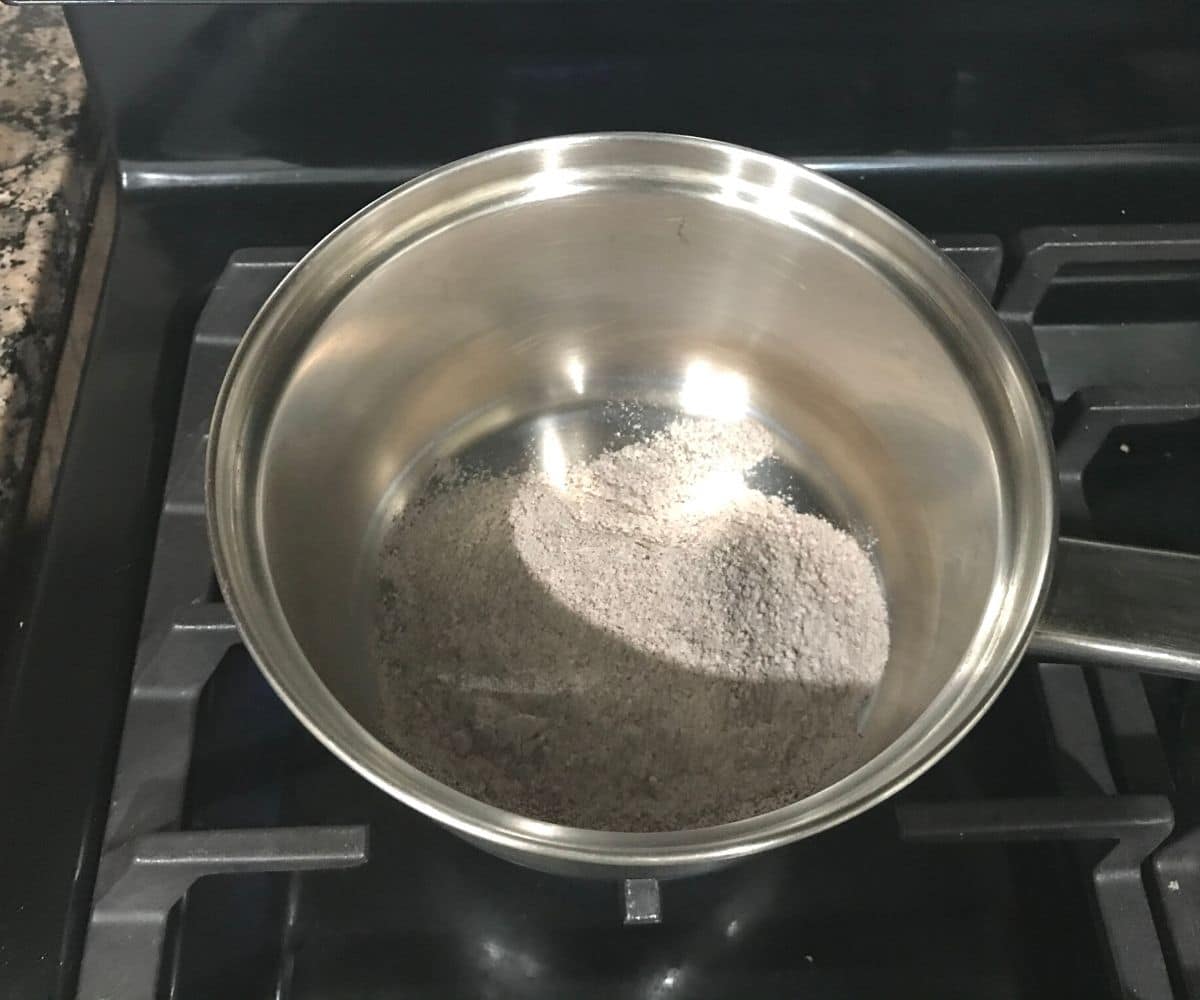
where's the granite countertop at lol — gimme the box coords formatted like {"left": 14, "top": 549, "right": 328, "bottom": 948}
{"left": 0, "top": 5, "right": 92, "bottom": 561}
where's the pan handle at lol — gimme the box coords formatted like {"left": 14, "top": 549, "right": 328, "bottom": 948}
{"left": 1028, "top": 537, "right": 1200, "bottom": 678}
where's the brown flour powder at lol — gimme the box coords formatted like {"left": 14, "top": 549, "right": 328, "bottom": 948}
{"left": 372, "top": 415, "right": 889, "bottom": 831}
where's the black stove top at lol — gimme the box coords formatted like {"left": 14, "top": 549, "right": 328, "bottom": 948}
{"left": 3, "top": 10, "right": 1200, "bottom": 993}
{"left": 4, "top": 185, "right": 1200, "bottom": 997}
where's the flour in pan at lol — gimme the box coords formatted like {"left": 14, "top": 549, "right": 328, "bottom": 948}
{"left": 372, "top": 415, "right": 889, "bottom": 831}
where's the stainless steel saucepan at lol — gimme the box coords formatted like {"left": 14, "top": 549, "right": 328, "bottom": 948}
{"left": 207, "top": 133, "right": 1200, "bottom": 878}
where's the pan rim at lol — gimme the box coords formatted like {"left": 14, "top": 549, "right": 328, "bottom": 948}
{"left": 206, "top": 131, "right": 1057, "bottom": 873}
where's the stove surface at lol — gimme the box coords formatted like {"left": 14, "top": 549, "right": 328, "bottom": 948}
{"left": 3, "top": 156, "right": 1200, "bottom": 999}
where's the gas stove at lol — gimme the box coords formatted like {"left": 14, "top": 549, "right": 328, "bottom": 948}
{"left": 41, "top": 226, "right": 1200, "bottom": 1000}
{"left": 3, "top": 4, "right": 1200, "bottom": 999}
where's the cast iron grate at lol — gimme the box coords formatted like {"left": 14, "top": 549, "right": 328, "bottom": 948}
{"left": 76, "top": 232, "right": 1196, "bottom": 998}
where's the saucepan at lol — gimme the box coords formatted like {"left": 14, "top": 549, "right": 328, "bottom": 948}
{"left": 207, "top": 133, "right": 1200, "bottom": 878}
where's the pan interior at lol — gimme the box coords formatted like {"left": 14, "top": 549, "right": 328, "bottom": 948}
{"left": 263, "top": 181, "right": 1001, "bottom": 762}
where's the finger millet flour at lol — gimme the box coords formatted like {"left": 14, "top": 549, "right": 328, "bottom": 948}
{"left": 372, "top": 415, "right": 889, "bottom": 831}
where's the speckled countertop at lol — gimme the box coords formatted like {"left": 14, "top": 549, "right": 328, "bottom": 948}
{"left": 0, "top": 5, "right": 92, "bottom": 558}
